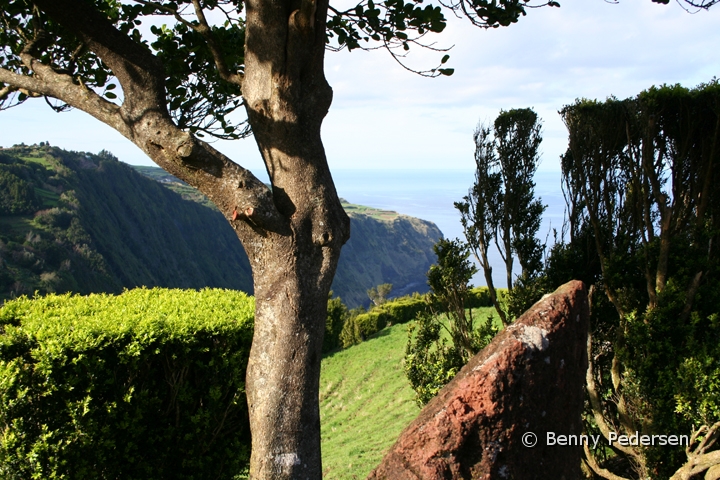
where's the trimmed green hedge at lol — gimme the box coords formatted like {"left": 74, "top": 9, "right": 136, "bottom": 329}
{"left": 340, "top": 287, "right": 495, "bottom": 348}
{"left": 0, "top": 288, "right": 254, "bottom": 480}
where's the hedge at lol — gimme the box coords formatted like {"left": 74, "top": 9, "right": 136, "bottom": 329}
{"left": 0, "top": 288, "right": 254, "bottom": 480}
{"left": 340, "top": 287, "right": 495, "bottom": 348}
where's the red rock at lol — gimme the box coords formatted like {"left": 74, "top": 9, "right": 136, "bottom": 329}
{"left": 368, "top": 280, "right": 589, "bottom": 480}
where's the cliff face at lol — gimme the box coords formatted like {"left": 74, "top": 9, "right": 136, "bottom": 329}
{"left": 1, "top": 145, "right": 439, "bottom": 307}
{"left": 334, "top": 210, "right": 441, "bottom": 307}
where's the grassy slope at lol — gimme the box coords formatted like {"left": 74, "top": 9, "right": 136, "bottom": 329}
{"left": 320, "top": 322, "right": 420, "bottom": 479}
{"left": 320, "top": 306, "right": 499, "bottom": 478}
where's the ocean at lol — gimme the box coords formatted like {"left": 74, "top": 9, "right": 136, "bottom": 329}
{"left": 331, "top": 169, "right": 567, "bottom": 288}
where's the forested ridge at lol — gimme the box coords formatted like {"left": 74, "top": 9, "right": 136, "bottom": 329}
{"left": 0, "top": 144, "right": 440, "bottom": 306}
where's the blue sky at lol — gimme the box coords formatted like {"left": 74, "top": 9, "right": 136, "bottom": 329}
{"left": 1, "top": 0, "right": 719, "bottom": 177}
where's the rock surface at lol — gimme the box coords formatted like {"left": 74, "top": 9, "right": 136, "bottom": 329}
{"left": 368, "top": 280, "right": 589, "bottom": 480}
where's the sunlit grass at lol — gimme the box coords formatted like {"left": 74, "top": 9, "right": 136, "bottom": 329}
{"left": 320, "top": 322, "right": 419, "bottom": 479}
{"left": 319, "top": 305, "right": 501, "bottom": 479}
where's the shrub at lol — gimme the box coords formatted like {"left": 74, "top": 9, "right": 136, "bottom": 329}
{"left": 0, "top": 288, "right": 254, "bottom": 480}
{"left": 466, "top": 286, "right": 493, "bottom": 309}
{"left": 324, "top": 294, "right": 349, "bottom": 353}
{"left": 340, "top": 295, "right": 427, "bottom": 347}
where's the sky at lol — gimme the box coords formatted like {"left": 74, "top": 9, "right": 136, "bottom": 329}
{"left": 1, "top": 0, "right": 719, "bottom": 179}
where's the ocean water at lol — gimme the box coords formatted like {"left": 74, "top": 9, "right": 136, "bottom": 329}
{"left": 331, "top": 169, "right": 567, "bottom": 288}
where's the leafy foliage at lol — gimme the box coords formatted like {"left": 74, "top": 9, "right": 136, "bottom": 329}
{"left": 456, "top": 108, "right": 546, "bottom": 325}
{"left": 367, "top": 282, "right": 393, "bottom": 306}
{"left": 405, "top": 238, "right": 498, "bottom": 405}
{"left": 324, "top": 292, "right": 350, "bottom": 352}
{"left": 426, "top": 238, "right": 478, "bottom": 356}
{"left": 555, "top": 80, "right": 720, "bottom": 479}
{"left": 0, "top": 288, "right": 255, "bottom": 480}
{"left": 0, "top": 168, "right": 41, "bottom": 215}
{"left": 404, "top": 310, "right": 465, "bottom": 405}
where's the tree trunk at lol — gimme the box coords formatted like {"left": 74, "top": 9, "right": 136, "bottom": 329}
{"left": 241, "top": 0, "right": 350, "bottom": 477}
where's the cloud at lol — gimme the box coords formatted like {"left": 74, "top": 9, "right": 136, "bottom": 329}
{"left": 1, "top": 1, "right": 718, "bottom": 174}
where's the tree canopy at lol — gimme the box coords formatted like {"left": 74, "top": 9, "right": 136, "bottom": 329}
{"left": 557, "top": 81, "right": 720, "bottom": 479}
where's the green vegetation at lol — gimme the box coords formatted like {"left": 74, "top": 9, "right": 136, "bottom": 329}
{"left": 455, "top": 107, "right": 546, "bottom": 325}
{"left": 324, "top": 293, "right": 350, "bottom": 353}
{"left": 405, "top": 239, "right": 500, "bottom": 405}
{"left": 0, "top": 288, "right": 254, "bottom": 480}
{"left": 339, "top": 286, "right": 496, "bottom": 349}
{"left": 367, "top": 283, "right": 393, "bottom": 306}
{"left": 320, "top": 300, "right": 499, "bottom": 477}
{"left": 320, "top": 322, "right": 420, "bottom": 479}
{"left": 1, "top": 145, "right": 441, "bottom": 307}
{"left": 0, "top": 145, "right": 254, "bottom": 302}
{"left": 341, "top": 201, "right": 399, "bottom": 222}
{"left": 543, "top": 81, "right": 720, "bottom": 479}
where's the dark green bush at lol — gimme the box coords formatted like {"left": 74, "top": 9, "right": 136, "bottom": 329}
{"left": 323, "top": 294, "right": 349, "bottom": 353}
{"left": 0, "top": 288, "right": 254, "bottom": 480}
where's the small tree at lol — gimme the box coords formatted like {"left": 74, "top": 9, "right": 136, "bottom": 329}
{"left": 323, "top": 292, "right": 349, "bottom": 353}
{"left": 455, "top": 108, "right": 546, "bottom": 324}
{"left": 426, "top": 239, "right": 478, "bottom": 358}
{"left": 405, "top": 238, "right": 496, "bottom": 405}
{"left": 367, "top": 283, "right": 393, "bottom": 306}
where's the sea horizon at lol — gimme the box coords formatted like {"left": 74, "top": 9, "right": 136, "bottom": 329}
{"left": 331, "top": 168, "right": 566, "bottom": 289}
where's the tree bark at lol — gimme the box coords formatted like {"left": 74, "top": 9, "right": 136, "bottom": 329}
{"left": 241, "top": 0, "right": 350, "bottom": 475}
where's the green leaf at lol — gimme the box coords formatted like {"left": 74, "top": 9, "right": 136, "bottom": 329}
{"left": 441, "top": 54, "right": 450, "bottom": 64}
{"left": 438, "top": 68, "right": 454, "bottom": 76}
{"left": 104, "top": 92, "right": 118, "bottom": 99}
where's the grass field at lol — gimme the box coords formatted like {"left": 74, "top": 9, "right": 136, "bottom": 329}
{"left": 20, "top": 155, "right": 54, "bottom": 168}
{"left": 319, "top": 306, "right": 499, "bottom": 478}
{"left": 340, "top": 201, "right": 399, "bottom": 222}
{"left": 320, "top": 322, "right": 419, "bottom": 479}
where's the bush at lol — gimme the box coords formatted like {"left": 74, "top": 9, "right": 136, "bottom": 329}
{"left": 0, "top": 288, "right": 254, "bottom": 480}
{"left": 323, "top": 294, "right": 349, "bottom": 353}
{"left": 340, "top": 295, "right": 427, "bottom": 347}
{"left": 466, "top": 286, "right": 493, "bottom": 309}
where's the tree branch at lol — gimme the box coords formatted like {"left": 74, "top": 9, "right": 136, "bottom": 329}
{"left": 583, "top": 442, "right": 632, "bottom": 480}
{"left": 670, "top": 422, "right": 720, "bottom": 480}
{"left": 21, "top": 0, "right": 286, "bottom": 235}
{"left": 33, "top": 0, "right": 167, "bottom": 114}
{"left": 190, "top": 0, "right": 244, "bottom": 85}
{"left": 0, "top": 61, "right": 125, "bottom": 132}
{"left": 0, "top": 83, "right": 19, "bottom": 101}
{"left": 586, "top": 330, "right": 639, "bottom": 460}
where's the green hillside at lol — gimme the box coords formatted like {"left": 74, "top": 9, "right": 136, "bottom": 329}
{"left": 1, "top": 145, "right": 440, "bottom": 306}
{"left": 320, "top": 322, "right": 420, "bottom": 479}
{"left": 0, "top": 144, "right": 254, "bottom": 301}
